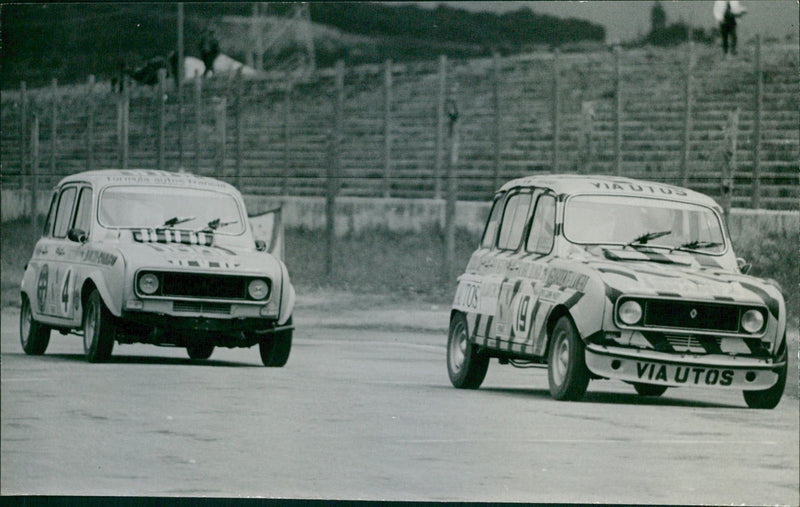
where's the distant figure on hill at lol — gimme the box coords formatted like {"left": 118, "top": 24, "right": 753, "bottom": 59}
{"left": 200, "top": 28, "right": 220, "bottom": 76}
{"left": 714, "top": 1, "right": 747, "bottom": 56}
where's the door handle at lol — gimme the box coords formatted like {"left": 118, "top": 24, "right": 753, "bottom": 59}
{"left": 55, "top": 247, "right": 65, "bottom": 256}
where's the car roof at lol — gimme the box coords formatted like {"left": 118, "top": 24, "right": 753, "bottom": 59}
{"left": 56, "top": 169, "right": 238, "bottom": 193}
{"left": 498, "top": 173, "right": 720, "bottom": 208}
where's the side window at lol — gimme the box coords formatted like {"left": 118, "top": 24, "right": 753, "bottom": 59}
{"left": 526, "top": 194, "right": 556, "bottom": 255}
{"left": 42, "top": 193, "right": 58, "bottom": 237}
{"left": 497, "top": 191, "right": 533, "bottom": 251}
{"left": 72, "top": 187, "right": 93, "bottom": 235}
{"left": 480, "top": 195, "right": 505, "bottom": 248}
{"left": 52, "top": 187, "right": 78, "bottom": 239}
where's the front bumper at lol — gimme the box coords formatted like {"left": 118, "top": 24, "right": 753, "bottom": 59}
{"left": 585, "top": 344, "right": 782, "bottom": 391}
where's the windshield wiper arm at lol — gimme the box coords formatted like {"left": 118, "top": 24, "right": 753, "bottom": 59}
{"left": 625, "top": 230, "right": 672, "bottom": 248}
{"left": 161, "top": 216, "right": 196, "bottom": 228}
{"left": 198, "top": 218, "right": 238, "bottom": 232}
{"left": 674, "top": 240, "right": 722, "bottom": 251}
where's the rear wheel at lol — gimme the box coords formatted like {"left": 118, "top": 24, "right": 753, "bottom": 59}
{"left": 447, "top": 312, "right": 489, "bottom": 389}
{"left": 259, "top": 318, "right": 292, "bottom": 367}
{"left": 83, "top": 290, "right": 116, "bottom": 363}
{"left": 632, "top": 383, "right": 668, "bottom": 397}
{"left": 20, "top": 294, "right": 51, "bottom": 355}
{"left": 743, "top": 340, "right": 787, "bottom": 409}
{"left": 547, "top": 316, "right": 590, "bottom": 401}
{"left": 187, "top": 342, "right": 215, "bottom": 360}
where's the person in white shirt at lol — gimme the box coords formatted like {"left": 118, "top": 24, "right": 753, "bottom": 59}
{"left": 713, "top": 1, "right": 747, "bottom": 55}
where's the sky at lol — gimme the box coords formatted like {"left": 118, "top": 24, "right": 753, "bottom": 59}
{"left": 403, "top": 1, "right": 799, "bottom": 44}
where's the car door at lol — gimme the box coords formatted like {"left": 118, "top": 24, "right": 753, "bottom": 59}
{"left": 57, "top": 185, "right": 93, "bottom": 321}
{"left": 490, "top": 188, "right": 536, "bottom": 346}
{"left": 37, "top": 184, "right": 79, "bottom": 318}
{"left": 507, "top": 191, "right": 558, "bottom": 355}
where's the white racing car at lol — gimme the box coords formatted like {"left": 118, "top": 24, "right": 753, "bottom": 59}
{"left": 20, "top": 170, "right": 295, "bottom": 366}
{"left": 448, "top": 174, "right": 787, "bottom": 408}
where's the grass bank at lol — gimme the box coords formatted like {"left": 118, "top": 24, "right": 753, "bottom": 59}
{"left": 2, "top": 218, "right": 797, "bottom": 321}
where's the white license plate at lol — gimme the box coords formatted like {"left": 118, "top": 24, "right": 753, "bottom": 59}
{"left": 635, "top": 361, "right": 735, "bottom": 387}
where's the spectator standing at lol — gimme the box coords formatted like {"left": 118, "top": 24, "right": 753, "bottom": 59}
{"left": 200, "top": 28, "right": 220, "bottom": 76}
{"left": 713, "top": 1, "right": 747, "bottom": 55}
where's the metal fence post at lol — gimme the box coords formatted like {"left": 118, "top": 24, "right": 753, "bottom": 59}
{"left": 614, "top": 45, "right": 622, "bottom": 175}
{"left": 434, "top": 55, "right": 447, "bottom": 199}
{"left": 235, "top": 69, "right": 244, "bottom": 190}
{"left": 86, "top": 75, "right": 95, "bottom": 170}
{"left": 215, "top": 97, "right": 227, "bottom": 177}
{"left": 326, "top": 60, "right": 345, "bottom": 277}
{"left": 680, "top": 42, "right": 694, "bottom": 186}
{"left": 551, "top": 50, "right": 560, "bottom": 172}
{"left": 50, "top": 78, "right": 58, "bottom": 187}
{"left": 721, "top": 108, "right": 740, "bottom": 221}
{"left": 30, "top": 115, "right": 40, "bottom": 232}
{"left": 443, "top": 86, "right": 460, "bottom": 283}
{"left": 157, "top": 69, "right": 167, "bottom": 170}
{"left": 751, "top": 35, "right": 763, "bottom": 208}
{"left": 283, "top": 76, "right": 292, "bottom": 196}
{"left": 492, "top": 51, "right": 501, "bottom": 191}
{"left": 20, "top": 81, "right": 28, "bottom": 191}
{"left": 194, "top": 72, "right": 202, "bottom": 173}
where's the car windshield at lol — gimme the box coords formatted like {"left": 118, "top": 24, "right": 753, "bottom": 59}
{"left": 98, "top": 185, "right": 245, "bottom": 234}
{"left": 563, "top": 195, "right": 725, "bottom": 253}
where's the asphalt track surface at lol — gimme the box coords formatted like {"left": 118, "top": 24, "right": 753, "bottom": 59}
{"left": 2, "top": 302, "right": 798, "bottom": 503}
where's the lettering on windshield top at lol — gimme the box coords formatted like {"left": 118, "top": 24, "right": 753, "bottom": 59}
{"left": 590, "top": 181, "right": 687, "bottom": 196}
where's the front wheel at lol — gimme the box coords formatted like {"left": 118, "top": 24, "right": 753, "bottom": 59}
{"left": 547, "top": 316, "right": 590, "bottom": 401}
{"left": 447, "top": 312, "right": 489, "bottom": 389}
{"left": 20, "top": 294, "right": 51, "bottom": 355}
{"left": 258, "top": 318, "right": 292, "bottom": 367}
{"left": 743, "top": 341, "right": 787, "bottom": 409}
{"left": 187, "top": 341, "right": 215, "bottom": 360}
{"left": 83, "top": 290, "right": 116, "bottom": 363}
{"left": 632, "top": 383, "right": 668, "bottom": 397}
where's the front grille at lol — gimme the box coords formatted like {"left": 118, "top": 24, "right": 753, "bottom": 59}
{"left": 643, "top": 300, "right": 740, "bottom": 333}
{"left": 161, "top": 273, "right": 248, "bottom": 299}
{"left": 173, "top": 301, "right": 231, "bottom": 315}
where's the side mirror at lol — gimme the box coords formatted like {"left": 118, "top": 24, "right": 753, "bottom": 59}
{"left": 736, "top": 257, "right": 751, "bottom": 274}
{"left": 255, "top": 239, "right": 267, "bottom": 252}
{"left": 67, "top": 228, "right": 88, "bottom": 244}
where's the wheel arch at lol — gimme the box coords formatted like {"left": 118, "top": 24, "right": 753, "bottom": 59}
{"left": 543, "top": 305, "right": 576, "bottom": 361}
{"left": 80, "top": 275, "right": 120, "bottom": 317}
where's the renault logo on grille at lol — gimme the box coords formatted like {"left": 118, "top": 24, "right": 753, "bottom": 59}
{"left": 689, "top": 308, "right": 698, "bottom": 319}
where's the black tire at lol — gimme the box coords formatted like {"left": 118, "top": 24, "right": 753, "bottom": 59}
{"left": 447, "top": 312, "right": 489, "bottom": 389}
{"left": 20, "top": 294, "right": 51, "bottom": 355}
{"left": 632, "top": 383, "right": 668, "bottom": 397}
{"left": 187, "top": 342, "right": 215, "bottom": 360}
{"left": 83, "top": 290, "right": 116, "bottom": 363}
{"left": 259, "top": 318, "right": 292, "bottom": 367}
{"left": 743, "top": 340, "right": 787, "bottom": 409}
{"left": 547, "top": 315, "right": 590, "bottom": 401}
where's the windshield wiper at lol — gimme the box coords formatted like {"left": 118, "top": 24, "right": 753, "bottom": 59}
{"left": 673, "top": 240, "right": 723, "bottom": 251}
{"left": 198, "top": 218, "right": 238, "bottom": 232}
{"left": 160, "top": 216, "right": 196, "bottom": 228}
{"left": 624, "top": 230, "right": 672, "bottom": 248}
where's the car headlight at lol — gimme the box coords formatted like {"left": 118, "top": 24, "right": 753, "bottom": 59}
{"left": 618, "top": 300, "right": 643, "bottom": 325}
{"left": 248, "top": 279, "right": 270, "bottom": 300}
{"left": 741, "top": 309, "right": 765, "bottom": 334}
{"left": 138, "top": 273, "right": 160, "bottom": 295}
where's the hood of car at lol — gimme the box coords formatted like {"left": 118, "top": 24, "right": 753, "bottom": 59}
{"left": 116, "top": 239, "right": 283, "bottom": 276}
{"left": 577, "top": 246, "right": 779, "bottom": 307}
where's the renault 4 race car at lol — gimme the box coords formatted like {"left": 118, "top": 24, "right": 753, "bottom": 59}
{"left": 20, "top": 170, "right": 295, "bottom": 366}
{"left": 447, "top": 174, "right": 787, "bottom": 408}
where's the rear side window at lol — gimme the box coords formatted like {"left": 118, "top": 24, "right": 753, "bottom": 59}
{"left": 526, "top": 194, "right": 556, "bottom": 254}
{"left": 52, "top": 187, "right": 78, "bottom": 239}
{"left": 480, "top": 196, "right": 505, "bottom": 248}
{"left": 72, "top": 187, "right": 93, "bottom": 234}
{"left": 497, "top": 192, "right": 533, "bottom": 250}
{"left": 42, "top": 193, "right": 58, "bottom": 237}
